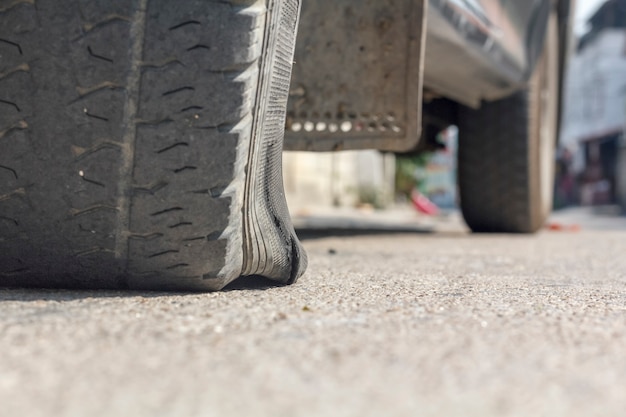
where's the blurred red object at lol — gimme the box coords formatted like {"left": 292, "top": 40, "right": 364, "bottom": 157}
{"left": 546, "top": 222, "right": 581, "bottom": 232}
{"left": 411, "top": 189, "right": 439, "bottom": 216}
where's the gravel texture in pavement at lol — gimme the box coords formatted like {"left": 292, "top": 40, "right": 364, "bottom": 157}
{"left": 1, "top": 208, "right": 625, "bottom": 417}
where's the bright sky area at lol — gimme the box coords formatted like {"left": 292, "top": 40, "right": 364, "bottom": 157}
{"left": 575, "top": 0, "right": 610, "bottom": 34}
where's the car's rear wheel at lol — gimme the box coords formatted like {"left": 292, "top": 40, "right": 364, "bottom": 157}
{"left": 457, "top": 12, "right": 559, "bottom": 233}
{"left": 0, "top": 0, "right": 306, "bottom": 291}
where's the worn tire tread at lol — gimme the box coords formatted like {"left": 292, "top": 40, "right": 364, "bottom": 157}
{"left": 0, "top": 0, "right": 303, "bottom": 290}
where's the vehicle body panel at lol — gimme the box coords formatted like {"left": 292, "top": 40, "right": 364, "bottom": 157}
{"left": 424, "top": 0, "right": 551, "bottom": 107}
{"left": 284, "top": 0, "right": 572, "bottom": 151}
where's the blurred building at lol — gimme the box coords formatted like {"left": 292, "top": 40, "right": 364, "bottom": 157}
{"left": 282, "top": 151, "right": 395, "bottom": 215}
{"left": 560, "top": 0, "right": 626, "bottom": 206}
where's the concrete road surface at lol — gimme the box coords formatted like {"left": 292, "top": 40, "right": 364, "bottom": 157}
{"left": 1, "top": 208, "right": 626, "bottom": 417}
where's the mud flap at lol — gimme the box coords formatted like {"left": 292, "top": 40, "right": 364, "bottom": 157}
{"left": 284, "top": 0, "right": 427, "bottom": 152}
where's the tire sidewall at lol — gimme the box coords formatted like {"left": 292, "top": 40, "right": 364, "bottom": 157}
{"left": 532, "top": 11, "right": 559, "bottom": 229}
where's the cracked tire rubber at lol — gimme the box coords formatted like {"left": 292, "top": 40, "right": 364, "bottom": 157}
{"left": 0, "top": 0, "right": 307, "bottom": 291}
{"left": 457, "top": 12, "right": 558, "bottom": 234}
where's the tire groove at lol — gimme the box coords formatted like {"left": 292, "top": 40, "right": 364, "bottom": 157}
{"left": 0, "top": 165, "right": 18, "bottom": 179}
{"left": 80, "top": 14, "right": 132, "bottom": 36}
{"left": 0, "top": 63, "right": 29, "bottom": 80}
{"left": 73, "top": 81, "right": 125, "bottom": 103}
{"left": 0, "top": 119, "right": 28, "bottom": 139}
{"left": 0, "top": 38, "right": 22, "bottom": 54}
{"left": 114, "top": 0, "right": 148, "bottom": 260}
{"left": 0, "top": 188, "right": 25, "bottom": 202}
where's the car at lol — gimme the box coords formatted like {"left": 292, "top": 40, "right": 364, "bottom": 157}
{"left": 0, "top": 0, "right": 574, "bottom": 291}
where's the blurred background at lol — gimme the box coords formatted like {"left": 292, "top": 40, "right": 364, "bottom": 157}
{"left": 283, "top": 0, "right": 626, "bottom": 225}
